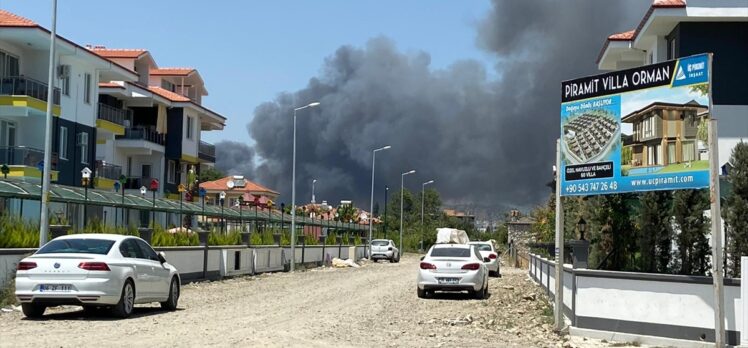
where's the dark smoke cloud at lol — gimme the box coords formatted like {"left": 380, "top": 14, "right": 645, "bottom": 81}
{"left": 216, "top": 0, "right": 650, "bottom": 216}
{"left": 214, "top": 140, "right": 255, "bottom": 178}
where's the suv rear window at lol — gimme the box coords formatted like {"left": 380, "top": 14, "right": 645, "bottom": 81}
{"left": 430, "top": 247, "right": 471, "bottom": 257}
{"left": 37, "top": 239, "right": 115, "bottom": 255}
{"left": 371, "top": 240, "right": 389, "bottom": 246}
{"left": 473, "top": 244, "right": 492, "bottom": 251}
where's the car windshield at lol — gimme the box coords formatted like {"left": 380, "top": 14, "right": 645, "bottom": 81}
{"left": 430, "top": 247, "right": 471, "bottom": 258}
{"left": 472, "top": 244, "right": 492, "bottom": 251}
{"left": 371, "top": 240, "right": 389, "bottom": 246}
{"left": 37, "top": 239, "right": 115, "bottom": 255}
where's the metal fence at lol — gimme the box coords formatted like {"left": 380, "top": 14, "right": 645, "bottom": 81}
{"left": 0, "top": 76, "right": 61, "bottom": 105}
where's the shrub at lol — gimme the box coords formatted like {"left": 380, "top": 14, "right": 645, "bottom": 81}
{"left": 151, "top": 224, "right": 199, "bottom": 247}
{"left": 0, "top": 215, "right": 39, "bottom": 248}
{"left": 208, "top": 230, "right": 242, "bottom": 246}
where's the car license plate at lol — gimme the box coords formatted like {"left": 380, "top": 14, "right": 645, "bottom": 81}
{"left": 40, "top": 284, "right": 72, "bottom": 292}
{"left": 437, "top": 278, "right": 459, "bottom": 285}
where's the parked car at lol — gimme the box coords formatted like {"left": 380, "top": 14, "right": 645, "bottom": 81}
{"left": 468, "top": 241, "right": 501, "bottom": 277}
{"left": 15, "top": 234, "right": 181, "bottom": 319}
{"left": 370, "top": 239, "right": 400, "bottom": 262}
{"left": 416, "top": 243, "right": 489, "bottom": 299}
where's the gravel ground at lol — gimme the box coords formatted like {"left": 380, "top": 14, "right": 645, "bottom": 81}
{"left": 0, "top": 255, "right": 646, "bottom": 347}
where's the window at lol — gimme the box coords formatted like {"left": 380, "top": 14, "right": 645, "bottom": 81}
{"left": 83, "top": 73, "right": 92, "bottom": 104}
{"left": 1, "top": 120, "right": 16, "bottom": 147}
{"left": 186, "top": 116, "right": 194, "bottom": 140}
{"left": 168, "top": 160, "right": 176, "bottom": 184}
{"left": 61, "top": 69, "right": 70, "bottom": 96}
{"left": 430, "top": 247, "right": 471, "bottom": 258}
{"left": 667, "top": 37, "right": 676, "bottom": 60}
{"left": 119, "top": 239, "right": 144, "bottom": 259}
{"left": 161, "top": 79, "right": 175, "bottom": 92}
{"left": 78, "top": 132, "right": 89, "bottom": 164}
{"left": 59, "top": 126, "right": 68, "bottom": 160}
{"left": 135, "top": 239, "right": 160, "bottom": 262}
{"left": 683, "top": 141, "right": 696, "bottom": 162}
{"left": 38, "top": 238, "right": 115, "bottom": 255}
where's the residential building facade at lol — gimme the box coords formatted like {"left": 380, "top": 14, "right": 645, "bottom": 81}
{"left": 597, "top": 0, "right": 748, "bottom": 170}
{"left": 0, "top": 10, "right": 135, "bottom": 221}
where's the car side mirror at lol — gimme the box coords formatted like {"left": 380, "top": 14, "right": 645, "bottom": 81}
{"left": 158, "top": 251, "right": 167, "bottom": 264}
{"left": 420, "top": 256, "right": 425, "bottom": 261}
{"left": 483, "top": 257, "right": 490, "bottom": 263}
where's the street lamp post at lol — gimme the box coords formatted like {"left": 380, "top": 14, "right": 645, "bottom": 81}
{"left": 369, "top": 145, "right": 391, "bottom": 258}
{"left": 239, "top": 195, "right": 245, "bottom": 233}
{"left": 219, "top": 191, "right": 226, "bottom": 234}
{"left": 291, "top": 101, "right": 320, "bottom": 272}
{"left": 118, "top": 174, "right": 127, "bottom": 225}
{"left": 81, "top": 167, "right": 91, "bottom": 226}
{"left": 140, "top": 186, "right": 147, "bottom": 227}
{"left": 149, "top": 179, "right": 159, "bottom": 228}
{"left": 39, "top": 0, "right": 58, "bottom": 247}
{"left": 199, "top": 187, "right": 206, "bottom": 229}
{"left": 400, "top": 170, "right": 416, "bottom": 254}
{"left": 113, "top": 181, "right": 121, "bottom": 226}
{"left": 178, "top": 184, "right": 186, "bottom": 230}
{"left": 311, "top": 179, "right": 317, "bottom": 204}
{"left": 421, "top": 180, "right": 434, "bottom": 251}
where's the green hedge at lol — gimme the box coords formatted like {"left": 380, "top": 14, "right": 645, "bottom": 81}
{"left": 0, "top": 215, "right": 39, "bottom": 248}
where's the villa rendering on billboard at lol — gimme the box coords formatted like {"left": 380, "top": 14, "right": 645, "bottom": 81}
{"left": 560, "top": 53, "right": 711, "bottom": 196}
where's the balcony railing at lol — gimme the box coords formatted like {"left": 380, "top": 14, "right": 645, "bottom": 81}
{"left": 97, "top": 103, "right": 133, "bottom": 127}
{"left": 0, "top": 76, "right": 61, "bottom": 105}
{"left": 0, "top": 146, "right": 58, "bottom": 168}
{"left": 94, "top": 161, "right": 122, "bottom": 181}
{"left": 198, "top": 141, "right": 216, "bottom": 162}
{"left": 116, "top": 127, "right": 165, "bottom": 146}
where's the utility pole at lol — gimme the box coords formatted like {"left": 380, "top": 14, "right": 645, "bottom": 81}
{"left": 554, "top": 139, "right": 565, "bottom": 331}
{"left": 39, "top": 0, "right": 58, "bottom": 246}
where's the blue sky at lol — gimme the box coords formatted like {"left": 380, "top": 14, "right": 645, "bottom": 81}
{"left": 1, "top": 0, "right": 494, "bottom": 144}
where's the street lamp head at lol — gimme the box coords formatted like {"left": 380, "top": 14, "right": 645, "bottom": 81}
{"left": 219, "top": 191, "right": 226, "bottom": 200}
{"left": 375, "top": 145, "right": 391, "bottom": 152}
{"left": 423, "top": 180, "right": 435, "bottom": 186}
{"left": 313, "top": 179, "right": 317, "bottom": 184}
{"left": 308, "top": 101, "right": 320, "bottom": 107}
{"left": 403, "top": 170, "right": 416, "bottom": 176}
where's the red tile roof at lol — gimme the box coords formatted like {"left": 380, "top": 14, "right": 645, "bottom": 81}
{"left": 150, "top": 67, "right": 195, "bottom": 76}
{"left": 99, "top": 82, "right": 124, "bottom": 89}
{"left": 90, "top": 48, "right": 147, "bottom": 59}
{"left": 608, "top": 30, "right": 635, "bottom": 41}
{"left": 147, "top": 86, "right": 191, "bottom": 102}
{"left": 200, "top": 176, "right": 279, "bottom": 195}
{"left": 653, "top": 0, "right": 686, "bottom": 8}
{"left": 598, "top": 0, "right": 687, "bottom": 63}
{"left": 0, "top": 10, "right": 37, "bottom": 27}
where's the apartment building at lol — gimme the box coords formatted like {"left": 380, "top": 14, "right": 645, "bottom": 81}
{"left": 91, "top": 47, "right": 226, "bottom": 227}
{"left": 622, "top": 100, "right": 707, "bottom": 167}
{"left": 597, "top": 0, "right": 748, "bottom": 170}
{"left": 0, "top": 10, "right": 136, "bottom": 219}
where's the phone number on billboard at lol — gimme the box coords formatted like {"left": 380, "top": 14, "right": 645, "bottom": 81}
{"left": 564, "top": 181, "right": 619, "bottom": 194}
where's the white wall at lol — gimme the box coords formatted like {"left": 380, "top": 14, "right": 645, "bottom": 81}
{"left": 181, "top": 108, "right": 198, "bottom": 159}
{"left": 715, "top": 104, "right": 748, "bottom": 168}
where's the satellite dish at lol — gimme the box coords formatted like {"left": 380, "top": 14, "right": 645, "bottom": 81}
{"left": 226, "top": 180, "right": 235, "bottom": 189}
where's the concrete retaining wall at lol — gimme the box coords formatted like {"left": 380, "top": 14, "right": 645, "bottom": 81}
{"left": 528, "top": 253, "right": 743, "bottom": 346}
{"left": 0, "top": 244, "right": 366, "bottom": 289}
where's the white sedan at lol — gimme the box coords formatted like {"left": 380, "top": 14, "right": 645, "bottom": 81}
{"left": 416, "top": 244, "right": 489, "bottom": 299}
{"left": 468, "top": 241, "right": 501, "bottom": 277}
{"left": 15, "top": 234, "right": 181, "bottom": 319}
{"left": 370, "top": 239, "right": 400, "bottom": 262}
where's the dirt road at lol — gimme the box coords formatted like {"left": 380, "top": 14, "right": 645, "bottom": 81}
{"left": 0, "top": 255, "right": 637, "bottom": 347}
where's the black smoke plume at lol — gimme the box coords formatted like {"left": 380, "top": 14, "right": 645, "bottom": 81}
{"left": 216, "top": 0, "right": 650, "bottom": 216}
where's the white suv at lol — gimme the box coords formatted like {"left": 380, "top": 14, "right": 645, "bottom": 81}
{"left": 370, "top": 239, "right": 400, "bottom": 262}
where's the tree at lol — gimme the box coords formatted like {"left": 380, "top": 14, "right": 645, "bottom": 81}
{"left": 672, "top": 189, "right": 710, "bottom": 275}
{"left": 589, "top": 194, "right": 637, "bottom": 271}
{"left": 637, "top": 191, "right": 673, "bottom": 273}
{"left": 725, "top": 141, "right": 748, "bottom": 277}
{"left": 200, "top": 167, "right": 225, "bottom": 182}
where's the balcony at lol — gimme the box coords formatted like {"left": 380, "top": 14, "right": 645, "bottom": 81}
{"left": 0, "top": 146, "right": 57, "bottom": 167}
{"left": 97, "top": 103, "right": 133, "bottom": 127}
{"left": 116, "top": 127, "right": 165, "bottom": 146}
{"left": 0, "top": 76, "right": 61, "bottom": 105}
{"left": 198, "top": 141, "right": 216, "bottom": 163}
{"left": 94, "top": 161, "right": 122, "bottom": 181}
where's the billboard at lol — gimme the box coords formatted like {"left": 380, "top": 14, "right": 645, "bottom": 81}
{"left": 560, "top": 53, "right": 711, "bottom": 196}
